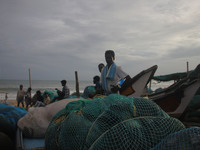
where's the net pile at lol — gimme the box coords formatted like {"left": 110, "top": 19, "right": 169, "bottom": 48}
{"left": 42, "top": 90, "right": 58, "bottom": 100}
{"left": 0, "top": 103, "right": 27, "bottom": 129}
{"left": 151, "top": 127, "right": 200, "bottom": 150}
{"left": 82, "top": 86, "right": 96, "bottom": 98}
{"left": 45, "top": 94, "right": 185, "bottom": 150}
{"left": 0, "top": 104, "right": 27, "bottom": 149}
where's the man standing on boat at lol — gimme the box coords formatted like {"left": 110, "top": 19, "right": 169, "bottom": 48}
{"left": 101, "top": 50, "right": 128, "bottom": 95}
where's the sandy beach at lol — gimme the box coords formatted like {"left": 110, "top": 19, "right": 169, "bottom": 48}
{"left": 0, "top": 99, "right": 19, "bottom": 107}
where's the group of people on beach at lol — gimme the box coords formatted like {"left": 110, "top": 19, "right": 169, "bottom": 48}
{"left": 16, "top": 85, "right": 50, "bottom": 109}
{"left": 16, "top": 79, "right": 70, "bottom": 109}
{"left": 16, "top": 50, "right": 128, "bottom": 107}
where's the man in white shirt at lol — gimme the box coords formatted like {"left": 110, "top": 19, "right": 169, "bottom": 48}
{"left": 101, "top": 50, "right": 128, "bottom": 95}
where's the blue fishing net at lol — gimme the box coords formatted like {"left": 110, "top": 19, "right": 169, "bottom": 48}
{"left": 0, "top": 103, "right": 27, "bottom": 129}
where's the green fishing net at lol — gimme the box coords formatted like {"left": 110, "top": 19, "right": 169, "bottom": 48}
{"left": 151, "top": 127, "right": 200, "bottom": 150}
{"left": 42, "top": 90, "right": 58, "bottom": 101}
{"left": 81, "top": 86, "right": 96, "bottom": 98}
{"left": 45, "top": 94, "right": 186, "bottom": 150}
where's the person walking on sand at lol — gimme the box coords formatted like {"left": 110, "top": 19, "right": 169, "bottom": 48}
{"left": 16, "top": 85, "right": 25, "bottom": 107}
{"left": 101, "top": 50, "right": 129, "bottom": 95}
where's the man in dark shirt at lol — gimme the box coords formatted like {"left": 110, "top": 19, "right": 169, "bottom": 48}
{"left": 93, "top": 75, "right": 102, "bottom": 95}
{"left": 60, "top": 80, "right": 70, "bottom": 98}
{"left": 52, "top": 80, "right": 70, "bottom": 102}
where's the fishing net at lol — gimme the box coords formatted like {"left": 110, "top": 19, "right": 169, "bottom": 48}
{"left": 151, "top": 127, "right": 200, "bottom": 150}
{"left": 82, "top": 86, "right": 96, "bottom": 98}
{"left": 0, "top": 103, "right": 27, "bottom": 129}
{"left": 0, "top": 103, "right": 27, "bottom": 149}
{"left": 45, "top": 94, "right": 185, "bottom": 150}
{"left": 42, "top": 90, "right": 58, "bottom": 101}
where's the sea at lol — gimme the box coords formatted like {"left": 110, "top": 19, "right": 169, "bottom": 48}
{"left": 0, "top": 79, "right": 173, "bottom": 100}
{"left": 0, "top": 80, "right": 93, "bottom": 100}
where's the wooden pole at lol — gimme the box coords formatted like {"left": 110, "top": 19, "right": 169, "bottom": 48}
{"left": 187, "top": 62, "right": 189, "bottom": 77}
{"left": 149, "top": 80, "right": 152, "bottom": 95}
{"left": 75, "top": 71, "right": 80, "bottom": 97}
{"left": 29, "top": 68, "right": 32, "bottom": 88}
{"left": 29, "top": 68, "right": 32, "bottom": 97}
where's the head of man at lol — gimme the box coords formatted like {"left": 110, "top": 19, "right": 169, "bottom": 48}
{"left": 28, "top": 87, "right": 32, "bottom": 92}
{"left": 61, "top": 80, "right": 67, "bottom": 86}
{"left": 98, "top": 63, "right": 105, "bottom": 73}
{"left": 93, "top": 75, "right": 100, "bottom": 84}
{"left": 20, "top": 85, "right": 23, "bottom": 90}
{"left": 105, "top": 50, "right": 115, "bottom": 67}
{"left": 36, "top": 90, "right": 41, "bottom": 95}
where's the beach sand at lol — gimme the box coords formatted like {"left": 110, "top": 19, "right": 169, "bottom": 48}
{"left": 0, "top": 99, "right": 20, "bottom": 107}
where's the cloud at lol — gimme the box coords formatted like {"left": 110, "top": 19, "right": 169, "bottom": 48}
{"left": 0, "top": 0, "right": 200, "bottom": 80}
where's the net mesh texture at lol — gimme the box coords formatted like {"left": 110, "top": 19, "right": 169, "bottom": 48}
{"left": 45, "top": 94, "right": 199, "bottom": 150}
{"left": 0, "top": 103, "right": 27, "bottom": 129}
{"left": 151, "top": 127, "right": 200, "bottom": 150}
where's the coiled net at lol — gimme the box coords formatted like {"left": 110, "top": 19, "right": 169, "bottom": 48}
{"left": 151, "top": 127, "right": 200, "bottom": 150}
{"left": 45, "top": 94, "right": 186, "bottom": 150}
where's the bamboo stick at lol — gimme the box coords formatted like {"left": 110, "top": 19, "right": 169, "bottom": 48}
{"left": 187, "top": 62, "right": 189, "bottom": 77}
{"left": 29, "top": 68, "right": 32, "bottom": 97}
{"left": 75, "top": 71, "right": 80, "bottom": 97}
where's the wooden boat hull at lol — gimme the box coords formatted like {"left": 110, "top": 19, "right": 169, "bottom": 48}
{"left": 149, "top": 64, "right": 200, "bottom": 118}
{"left": 149, "top": 79, "right": 200, "bottom": 118}
{"left": 120, "top": 65, "right": 158, "bottom": 97}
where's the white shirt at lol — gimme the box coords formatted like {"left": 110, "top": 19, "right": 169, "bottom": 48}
{"left": 101, "top": 65, "right": 128, "bottom": 94}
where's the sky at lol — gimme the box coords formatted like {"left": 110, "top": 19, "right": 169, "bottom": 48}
{"left": 0, "top": 0, "right": 200, "bottom": 81}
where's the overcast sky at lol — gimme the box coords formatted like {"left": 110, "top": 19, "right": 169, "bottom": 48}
{"left": 0, "top": 0, "right": 200, "bottom": 81}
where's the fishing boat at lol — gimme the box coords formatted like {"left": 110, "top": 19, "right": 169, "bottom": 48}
{"left": 119, "top": 65, "right": 158, "bottom": 97}
{"left": 148, "top": 64, "right": 200, "bottom": 118}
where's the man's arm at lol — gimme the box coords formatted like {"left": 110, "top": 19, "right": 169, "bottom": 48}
{"left": 110, "top": 66, "right": 129, "bottom": 93}
{"left": 116, "top": 66, "right": 128, "bottom": 79}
